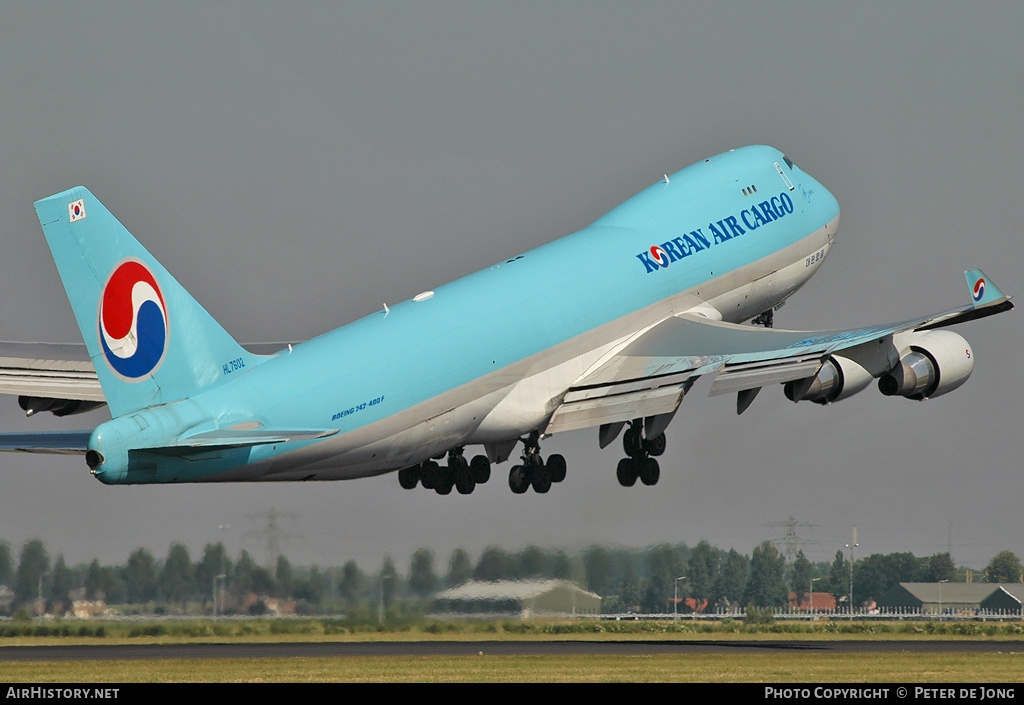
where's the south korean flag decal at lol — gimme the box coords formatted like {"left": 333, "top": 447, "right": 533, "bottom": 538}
{"left": 68, "top": 199, "right": 87, "bottom": 222}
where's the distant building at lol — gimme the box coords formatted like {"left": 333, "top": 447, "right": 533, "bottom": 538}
{"left": 431, "top": 579, "right": 601, "bottom": 618}
{"left": 71, "top": 600, "right": 107, "bottom": 619}
{"left": 788, "top": 591, "right": 837, "bottom": 611}
{"left": 667, "top": 596, "right": 709, "bottom": 613}
{"left": 878, "top": 582, "right": 1007, "bottom": 614}
{"left": 980, "top": 585, "right": 1024, "bottom": 616}
{"left": 239, "top": 593, "right": 296, "bottom": 616}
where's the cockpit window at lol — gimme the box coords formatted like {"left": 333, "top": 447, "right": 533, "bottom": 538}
{"left": 783, "top": 156, "right": 795, "bottom": 170}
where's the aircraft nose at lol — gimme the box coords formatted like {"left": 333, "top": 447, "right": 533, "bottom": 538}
{"left": 815, "top": 179, "right": 839, "bottom": 217}
{"left": 817, "top": 185, "right": 839, "bottom": 245}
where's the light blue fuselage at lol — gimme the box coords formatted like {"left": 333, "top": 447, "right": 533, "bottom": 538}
{"left": 90, "top": 145, "right": 839, "bottom": 483}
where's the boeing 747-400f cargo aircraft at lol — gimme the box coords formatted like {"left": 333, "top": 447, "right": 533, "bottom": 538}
{"left": 0, "top": 146, "right": 1013, "bottom": 494}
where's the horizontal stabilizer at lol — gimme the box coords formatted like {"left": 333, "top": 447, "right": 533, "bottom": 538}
{"left": 0, "top": 431, "right": 92, "bottom": 455}
{"left": 0, "top": 426, "right": 337, "bottom": 458}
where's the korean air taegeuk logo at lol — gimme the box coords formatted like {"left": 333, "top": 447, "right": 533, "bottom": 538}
{"left": 97, "top": 259, "right": 169, "bottom": 381}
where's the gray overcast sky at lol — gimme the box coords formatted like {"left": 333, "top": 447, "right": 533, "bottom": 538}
{"left": 0, "top": 2, "right": 1021, "bottom": 574}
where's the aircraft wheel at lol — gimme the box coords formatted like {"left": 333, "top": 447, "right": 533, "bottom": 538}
{"left": 547, "top": 453, "right": 566, "bottom": 483}
{"left": 420, "top": 461, "right": 439, "bottom": 490}
{"left": 532, "top": 465, "right": 552, "bottom": 493}
{"left": 470, "top": 455, "right": 491, "bottom": 484}
{"left": 643, "top": 433, "right": 667, "bottom": 457}
{"left": 616, "top": 458, "right": 638, "bottom": 487}
{"left": 639, "top": 457, "right": 660, "bottom": 486}
{"left": 398, "top": 466, "right": 419, "bottom": 490}
{"left": 434, "top": 470, "right": 454, "bottom": 495}
{"left": 509, "top": 465, "right": 530, "bottom": 494}
{"left": 623, "top": 425, "right": 643, "bottom": 458}
{"left": 455, "top": 467, "right": 476, "bottom": 495}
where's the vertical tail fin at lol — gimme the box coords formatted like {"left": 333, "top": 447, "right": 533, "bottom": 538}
{"left": 35, "top": 187, "right": 260, "bottom": 418}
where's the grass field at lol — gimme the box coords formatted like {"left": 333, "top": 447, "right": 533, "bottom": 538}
{"left": 2, "top": 619, "right": 1022, "bottom": 682}
{"left": 3, "top": 652, "right": 1023, "bottom": 683}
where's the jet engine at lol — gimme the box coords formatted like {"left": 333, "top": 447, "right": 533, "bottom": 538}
{"left": 18, "top": 396, "right": 105, "bottom": 417}
{"left": 784, "top": 354, "right": 874, "bottom": 404}
{"left": 877, "top": 330, "right": 974, "bottom": 400}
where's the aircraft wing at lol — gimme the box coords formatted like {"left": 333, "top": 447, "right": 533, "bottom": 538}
{"left": 0, "top": 341, "right": 103, "bottom": 406}
{"left": 0, "top": 341, "right": 298, "bottom": 415}
{"left": 545, "top": 270, "right": 1013, "bottom": 435}
{"left": 0, "top": 341, "right": 306, "bottom": 455}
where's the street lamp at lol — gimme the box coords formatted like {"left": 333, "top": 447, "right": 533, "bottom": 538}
{"left": 674, "top": 576, "right": 687, "bottom": 622}
{"left": 938, "top": 579, "right": 949, "bottom": 621}
{"left": 213, "top": 573, "right": 226, "bottom": 619}
{"left": 846, "top": 528, "right": 859, "bottom": 620}
{"left": 810, "top": 577, "right": 821, "bottom": 616}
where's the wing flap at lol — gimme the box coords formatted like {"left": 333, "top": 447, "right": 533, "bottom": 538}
{"left": 546, "top": 384, "right": 684, "bottom": 435}
{"left": 708, "top": 355, "right": 825, "bottom": 397}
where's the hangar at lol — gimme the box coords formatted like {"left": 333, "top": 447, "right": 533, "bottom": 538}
{"left": 431, "top": 579, "right": 601, "bottom": 618}
{"left": 878, "top": 582, "right": 1023, "bottom": 616}
{"left": 980, "top": 585, "right": 1024, "bottom": 615}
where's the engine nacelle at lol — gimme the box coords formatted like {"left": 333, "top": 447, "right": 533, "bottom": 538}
{"left": 18, "top": 396, "right": 106, "bottom": 417}
{"left": 784, "top": 354, "right": 874, "bottom": 404}
{"left": 878, "top": 330, "right": 974, "bottom": 400}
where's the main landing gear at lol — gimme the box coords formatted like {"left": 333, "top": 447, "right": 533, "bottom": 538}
{"left": 398, "top": 447, "right": 491, "bottom": 495}
{"left": 508, "top": 431, "right": 566, "bottom": 495}
{"left": 615, "top": 418, "right": 665, "bottom": 487}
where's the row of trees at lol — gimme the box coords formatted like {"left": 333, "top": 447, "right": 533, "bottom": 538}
{"left": 1, "top": 537, "right": 1020, "bottom": 616}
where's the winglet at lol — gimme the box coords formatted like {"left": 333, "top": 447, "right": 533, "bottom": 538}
{"left": 965, "top": 269, "right": 1008, "bottom": 308}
